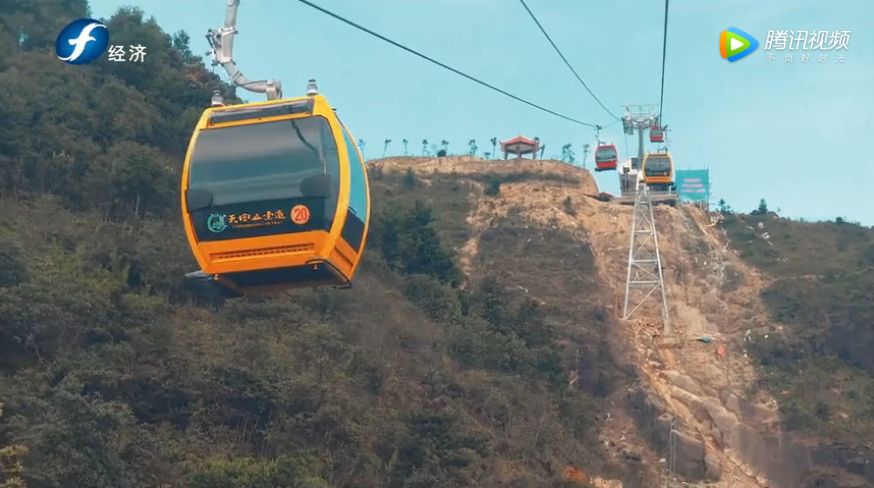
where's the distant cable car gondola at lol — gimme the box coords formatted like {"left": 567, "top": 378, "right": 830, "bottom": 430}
{"left": 181, "top": 91, "right": 371, "bottom": 296}
{"left": 594, "top": 143, "right": 618, "bottom": 171}
{"left": 649, "top": 123, "right": 665, "bottom": 143}
{"left": 641, "top": 151, "right": 675, "bottom": 192}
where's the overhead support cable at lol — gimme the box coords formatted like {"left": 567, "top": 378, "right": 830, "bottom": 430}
{"left": 658, "top": 0, "right": 669, "bottom": 119}
{"left": 295, "top": 0, "right": 611, "bottom": 128}
{"left": 517, "top": 0, "right": 620, "bottom": 121}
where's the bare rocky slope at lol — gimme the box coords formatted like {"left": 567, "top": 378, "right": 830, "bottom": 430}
{"left": 370, "top": 156, "right": 873, "bottom": 488}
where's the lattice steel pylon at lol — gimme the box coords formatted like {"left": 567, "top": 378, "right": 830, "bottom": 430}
{"left": 622, "top": 182, "right": 671, "bottom": 334}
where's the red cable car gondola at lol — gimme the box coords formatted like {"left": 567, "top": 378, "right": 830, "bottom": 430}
{"left": 649, "top": 124, "right": 665, "bottom": 143}
{"left": 594, "top": 143, "right": 618, "bottom": 171}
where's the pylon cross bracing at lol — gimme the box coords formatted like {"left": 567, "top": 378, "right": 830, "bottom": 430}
{"left": 622, "top": 183, "right": 671, "bottom": 334}
{"left": 622, "top": 103, "right": 658, "bottom": 120}
{"left": 621, "top": 104, "right": 658, "bottom": 135}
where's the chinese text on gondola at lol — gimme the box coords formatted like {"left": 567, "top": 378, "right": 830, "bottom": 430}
{"left": 226, "top": 210, "right": 286, "bottom": 229}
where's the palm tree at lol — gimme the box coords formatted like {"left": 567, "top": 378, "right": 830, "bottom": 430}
{"left": 539, "top": 144, "right": 546, "bottom": 159}
{"left": 357, "top": 139, "right": 366, "bottom": 159}
{"left": 382, "top": 138, "right": 392, "bottom": 158}
{"left": 582, "top": 143, "right": 590, "bottom": 168}
{"left": 402, "top": 138, "right": 409, "bottom": 156}
{"left": 440, "top": 140, "right": 449, "bottom": 153}
{"left": 421, "top": 139, "right": 429, "bottom": 156}
{"left": 468, "top": 139, "right": 477, "bottom": 156}
{"left": 561, "top": 143, "right": 570, "bottom": 162}
{"left": 490, "top": 137, "right": 498, "bottom": 159}
{"left": 483, "top": 151, "right": 491, "bottom": 159}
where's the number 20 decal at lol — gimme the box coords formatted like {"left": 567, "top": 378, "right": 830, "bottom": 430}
{"left": 291, "top": 205, "right": 310, "bottom": 225}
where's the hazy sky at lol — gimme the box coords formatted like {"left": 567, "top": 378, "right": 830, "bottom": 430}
{"left": 87, "top": 0, "right": 873, "bottom": 223}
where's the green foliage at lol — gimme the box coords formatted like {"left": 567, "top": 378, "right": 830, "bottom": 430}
{"left": 402, "top": 168, "right": 417, "bottom": 189}
{"left": 751, "top": 198, "right": 769, "bottom": 214}
{"left": 367, "top": 175, "right": 562, "bottom": 384}
{"left": 724, "top": 213, "right": 874, "bottom": 443}
{"left": 0, "top": 3, "right": 617, "bottom": 486}
{"left": 484, "top": 179, "right": 500, "bottom": 196}
{"left": 0, "top": 237, "right": 27, "bottom": 288}
{"left": 371, "top": 200, "right": 461, "bottom": 286}
{"left": 368, "top": 172, "right": 472, "bottom": 251}
{"left": 720, "top": 213, "right": 874, "bottom": 276}
{"left": 0, "top": 5, "right": 227, "bottom": 211}
{"left": 186, "top": 454, "right": 327, "bottom": 488}
{"left": 0, "top": 404, "right": 28, "bottom": 488}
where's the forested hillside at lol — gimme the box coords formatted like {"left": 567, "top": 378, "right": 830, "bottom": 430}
{"left": 0, "top": 3, "right": 630, "bottom": 488}
{"left": 4, "top": 3, "right": 873, "bottom": 488}
{"left": 719, "top": 210, "right": 874, "bottom": 445}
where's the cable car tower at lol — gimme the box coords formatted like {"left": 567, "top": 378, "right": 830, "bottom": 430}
{"left": 621, "top": 104, "right": 659, "bottom": 164}
{"left": 620, "top": 104, "right": 671, "bottom": 335}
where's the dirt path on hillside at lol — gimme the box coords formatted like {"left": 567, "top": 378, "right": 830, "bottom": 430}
{"left": 371, "top": 157, "right": 781, "bottom": 488}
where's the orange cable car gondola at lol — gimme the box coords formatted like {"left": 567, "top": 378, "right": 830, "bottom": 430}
{"left": 594, "top": 143, "right": 618, "bottom": 171}
{"left": 181, "top": 90, "right": 370, "bottom": 297}
{"left": 641, "top": 151, "right": 675, "bottom": 192}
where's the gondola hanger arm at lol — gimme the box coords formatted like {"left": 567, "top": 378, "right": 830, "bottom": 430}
{"left": 206, "top": 0, "right": 283, "bottom": 100}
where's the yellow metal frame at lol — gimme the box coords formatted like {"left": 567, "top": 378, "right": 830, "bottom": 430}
{"left": 180, "top": 94, "right": 370, "bottom": 291}
{"left": 341, "top": 121, "right": 371, "bottom": 269}
{"left": 642, "top": 151, "right": 674, "bottom": 184}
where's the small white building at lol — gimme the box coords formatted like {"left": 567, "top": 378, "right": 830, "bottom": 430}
{"left": 619, "top": 157, "right": 643, "bottom": 194}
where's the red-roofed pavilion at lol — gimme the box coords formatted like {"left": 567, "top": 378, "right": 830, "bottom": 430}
{"left": 500, "top": 135, "right": 540, "bottom": 160}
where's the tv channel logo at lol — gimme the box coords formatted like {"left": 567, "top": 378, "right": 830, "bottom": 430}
{"left": 719, "top": 27, "right": 759, "bottom": 62}
{"left": 55, "top": 18, "right": 109, "bottom": 65}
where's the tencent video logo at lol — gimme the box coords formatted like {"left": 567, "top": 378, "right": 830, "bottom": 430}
{"left": 720, "top": 27, "right": 759, "bottom": 62}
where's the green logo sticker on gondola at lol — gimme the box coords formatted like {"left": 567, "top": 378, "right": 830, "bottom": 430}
{"left": 207, "top": 213, "right": 227, "bottom": 233}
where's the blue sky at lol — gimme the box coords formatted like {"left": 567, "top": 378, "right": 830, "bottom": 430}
{"left": 88, "top": 0, "right": 873, "bottom": 223}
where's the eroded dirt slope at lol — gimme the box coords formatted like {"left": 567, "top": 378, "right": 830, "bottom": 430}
{"left": 369, "top": 156, "right": 816, "bottom": 488}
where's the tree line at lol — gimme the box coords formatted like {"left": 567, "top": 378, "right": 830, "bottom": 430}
{"left": 357, "top": 137, "right": 586, "bottom": 165}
